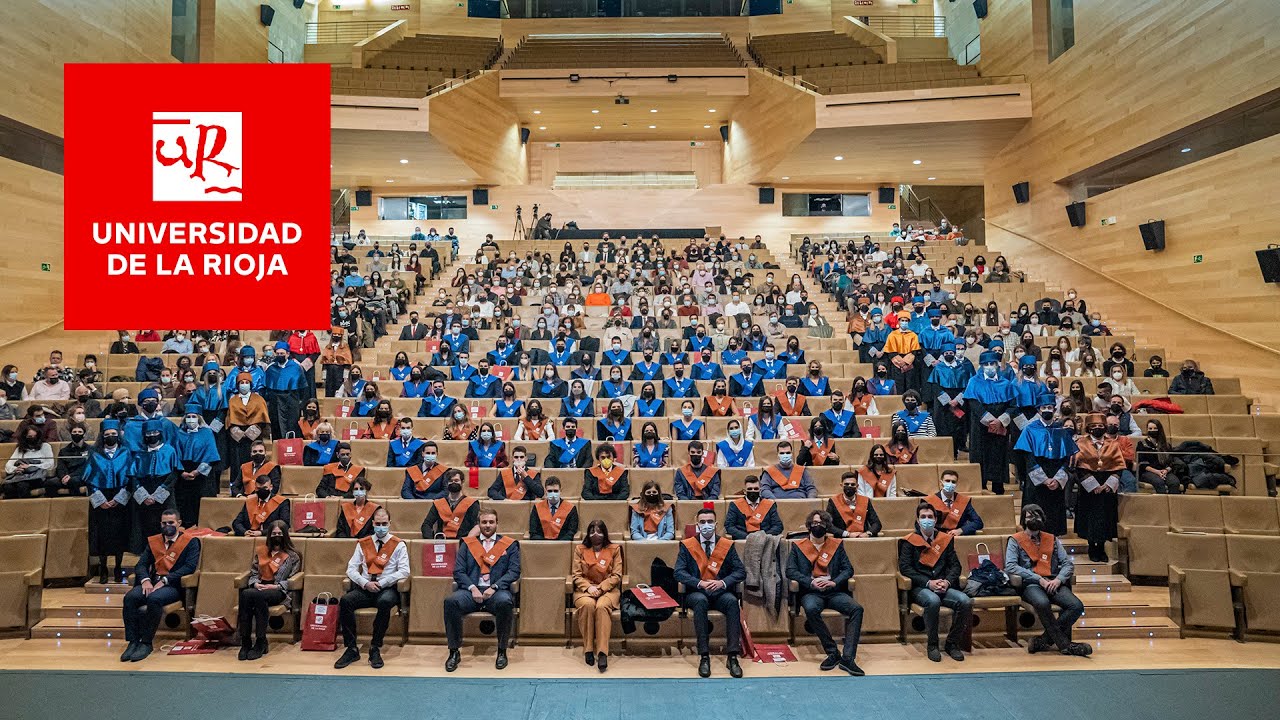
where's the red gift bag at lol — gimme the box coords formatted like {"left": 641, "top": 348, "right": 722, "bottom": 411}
{"left": 301, "top": 593, "right": 340, "bottom": 651}
{"left": 190, "top": 615, "right": 235, "bottom": 645}
{"left": 630, "top": 584, "right": 678, "bottom": 610}
{"left": 342, "top": 421, "right": 360, "bottom": 441}
{"left": 276, "top": 432, "right": 303, "bottom": 466}
{"left": 167, "top": 639, "right": 217, "bottom": 655}
{"left": 860, "top": 419, "right": 883, "bottom": 439}
{"left": 292, "top": 495, "right": 326, "bottom": 533}
{"left": 491, "top": 366, "right": 512, "bottom": 381}
{"left": 336, "top": 400, "right": 353, "bottom": 418}
{"left": 739, "top": 401, "right": 755, "bottom": 418}
{"left": 425, "top": 339, "right": 440, "bottom": 355}
{"left": 785, "top": 419, "right": 810, "bottom": 442}
{"left": 469, "top": 402, "right": 488, "bottom": 419}
{"left": 421, "top": 538, "right": 457, "bottom": 577}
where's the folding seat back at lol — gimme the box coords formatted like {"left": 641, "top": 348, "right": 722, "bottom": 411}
{"left": 946, "top": 463, "right": 982, "bottom": 494}
{"left": 0, "top": 534, "right": 46, "bottom": 630}
{"left": 200, "top": 497, "right": 247, "bottom": 532}
{"left": 577, "top": 501, "right": 631, "bottom": 540}
{"left": 45, "top": 497, "right": 88, "bottom": 580}
{"left": 385, "top": 499, "right": 433, "bottom": 540}
{"left": 194, "top": 536, "right": 255, "bottom": 621}
{"left": 279, "top": 465, "right": 319, "bottom": 496}
{"left": 1213, "top": 437, "right": 1265, "bottom": 496}
{"left": 364, "top": 468, "right": 404, "bottom": 498}
{"left": 301, "top": 538, "right": 360, "bottom": 600}
{"left": 1167, "top": 532, "right": 1233, "bottom": 633}
{"left": 773, "top": 499, "right": 820, "bottom": 536}
{"left": 915, "top": 439, "right": 954, "bottom": 464}
{"left": 1221, "top": 497, "right": 1280, "bottom": 535}
{"left": 969, "top": 494, "right": 1016, "bottom": 535}
{"left": 621, "top": 540, "right": 680, "bottom": 588}
{"left": 1168, "top": 495, "right": 1224, "bottom": 533}
{"left": 481, "top": 500, "right": 530, "bottom": 539}
{"left": 517, "top": 540, "right": 572, "bottom": 640}
{"left": 842, "top": 537, "right": 900, "bottom": 634}
{"left": 893, "top": 464, "right": 938, "bottom": 496}
{"left": 408, "top": 538, "right": 454, "bottom": 637}
{"left": 1205, "top": 395, "right": 1247, "bottom": 415}
{"left": 1211, "top": 414, "right": 1255, "bottom": 439}
{"left": 874, "top": 497, "right": 919, "bottom": 536}
{"left": 0, "top": 499, "right": 50, "bottom": 537}
{"left": 629, "top": 468, "right": 673, "bottom": 496}
{"left": 1227, "top": 535, "right": 1280, "bottom": 632}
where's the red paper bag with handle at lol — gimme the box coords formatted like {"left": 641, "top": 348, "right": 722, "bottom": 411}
{"left": 190, "top": 615, "right": 235, "bottom": 646}
{"left": 421, "top": 537, "right": 457, "bottom": 577}
{"left": 292, "top": 494, "right": 326, "bottom": 534}
{"left": 860, "top": 419, "right": 883, "bottom": 439}
{"left": 276, "top": 432, "right": 304, "bottom": 465}
{"left": 336, "top": 400, "right": 353, "bottom": 418}
{"left": 342, "top": 421, "right": 360, "bottom": 441}
{"left": 301, "top": 592, "right": 340, "bottom": 651}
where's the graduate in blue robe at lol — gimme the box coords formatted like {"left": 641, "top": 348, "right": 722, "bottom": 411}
{"left": 546, "top": 424, "right": 592, "bottom": 469}
{"left": 174, "top": 403, "right": 221, "bottom": 526}
{"left": 690, "top": 354, "right": 725, "bottom": 381}
{"left": 493, "top": 389, "right": 525, "bottom": 418}
{"left": 263, "top": 342, "right": 307, "bottom": 440}
{"left": 130, "top": 419, "right": 184, "bottom": 553}
{"left": 468, "top": 436, "right": 505, "bottom": 468}
{"left": 189, "top": 361, "right": 230, "bottom": 471}
{"left": 859, "top": 310, "right": 891, "bottom": 364}
{"left": 124, "top": 389, "right": 179, "bottom": 453}
{"left": 670, "top": 405, "right": 705, "bottom": 441}
{"left": 1013, "top": 394, "right": 1079, "bottom": 536}
{"left": 730, "top": 364, "right": 764, "bottom": 397}
{"left": 927, "top": 341, "right": 975, "bottom": 457}
{"left": 630, "top": 355, "right": 664, "bottom": 382}
{"left": 964, "top": 352, "right": 1017, "bottom": 494}
{"left": 597, "top": 398, "right": 633, "bottom": 441}
{"left": 721, "top": 345, "right": 747, "bottom": 367}
{"left": 548, "top": 345, "right": 575, "bottom": 366}
{"left": 600, "top": 343, "right": 631, "bottom": 366}
{"left": 635, "top": 384, "right": 665, "bottom": 417}
{"left": 223, "top": 346, "right": 265, "bottom": 394}
{"left": 450, "top": 359, "right": 478, "bottom": 382}
{"left": 753, "top": 354, "right": 787, "bottom": 380}
{"left": 633, "top": 422, "right": 669, "bottom": 468}
{"left": 661, "top": 348, "right": 688, "bottom": 367}
{"left": 1009, "top": 355, "right": 1050, "bottom": 485}
{"left": 663, "top": 366, "right": 697, "bottom": 398}
{"left": 465, "top": 364, "right": 503, "bottom": 399}
{"left": 799, "top": 370, "right": 830, "bottom": 397}
{"left": 561, "top": 381, "right": 595, "bottom": 419}
{"left": 401, "top": 371, "right": 431, "bottom": 399}
{"left": 820, "top": 395, "right": 857, "bottom": 438}
{"left": 85, "top": 420, "right": 133, "bottom": 582}
{"left": 418, "top": 384, "right": 460, "bottom": 418}
{"left": 487, "top": 342, "right": 517, "bottom": 367}
{"left": 686, "top": 332, "right": 713, "bottom": 353}
{"left": 304, "top": 432, "right": 338, "bottom": 466}
{"left": 387, "top": 428, "right": 426, "bottom": 468}
{"left": 533, "top": 370, "right": 568, "bottom": 399}
{"left": 917, "top": 309, "right": 958, "bottom": 366}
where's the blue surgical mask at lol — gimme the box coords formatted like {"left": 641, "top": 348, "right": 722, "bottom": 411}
{"left": 481, "top": 431, "right": 493, "bottom": 442}
{"left": 353, "top": 489, "right": 367, "bottom": 499}
{"left": 697, "top": 522, "right": 716, "bottom": 538}
{"left": 918, "top": 518, "right": 936, "bottom": 532}
{"left": 682, "top": 408, "right": 693, "bottom": 418}
{"left": 422, "top": 453, "right": 436, "bottom": 463}
{"left": 546, "top": 491, "right": 560, "bottom": 503}
{"left": 400, "top": 428, "right": 413, "bottom": 440}
{"left": 942, "top": 481, "right": 957, "bottom": 494}
{"left": 373, "top": 525, "right": 389, "bottom": 538}
{"left": 729, "top": 428, "right": 741, "bottom": 440}
{"left": 777, "top": 452, "right": 792, "bottom": 465}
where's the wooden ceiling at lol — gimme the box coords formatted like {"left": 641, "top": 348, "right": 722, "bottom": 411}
{"left": 329, "top": 128, "right": 482, "bottom": 188}
{"left": 507, "top": 95, "right": 739, "bottom": 142}
{"left": 765, "top": 119, "right": 1028, "bottom": 186}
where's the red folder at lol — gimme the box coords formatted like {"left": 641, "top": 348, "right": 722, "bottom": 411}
{"left": 630, "top": 584, "right": 678, "bottom": 609}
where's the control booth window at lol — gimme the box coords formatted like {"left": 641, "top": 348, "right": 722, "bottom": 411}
{"left": 782, "top": 193, "right": 871, "bottom": 217}
{"left": 379, "top": 195, "right": 469, "bottom": 221}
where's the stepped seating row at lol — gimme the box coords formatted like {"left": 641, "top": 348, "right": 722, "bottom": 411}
{"left": 1164, "top": 532, "right": 1280, "bottom": 641}
{"left": 1120, "top": 495, "right": 1280, "bottom": 578}
{"left": 330, "top": 66, "right": 451, "bottom": 98}
{"left": 503, "top": 38, "right": 744, "bottom": 69}
{"left": 363, "top": 34, "right": 499, "bottom": 73}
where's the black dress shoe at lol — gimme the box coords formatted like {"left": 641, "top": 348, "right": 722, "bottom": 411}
{"left": 445, "top": 649, "right": 461, "bottom": 672}
{"left": 927, "top": 645, "right": 942, "bottom": 662}
{"left": 131, "top": 643, "right": 152, "bottom": 662}
{"left": 585, "top": 651, "right": 596, "bottom": 666}
{"left": 945, "top": 643, "right": 965, "bottom": 662}
{"left": 839, "top": 658, "right": 865, "bottom": 677}
{"left": 369, "top": 646, "right": 384, "bottom": 669}
{"left": 334, "top": 647, "right": 360, "bottom": 669}
{"left": 238, "top": 643, "right": 251, "bottom": 661}
{"left": 597, "top": 654, "right": 608, "bottom": 673}
{"left": 495, "top": 650, "right": 508, "bottom": 670}
{"left": 256, "top": 638, "right": 269, "bottom": 656}
{"left": 819, "top": 654, "right": 839, "bottom": 671}
{"left": 698, "top": 654, "right": 711, "bottom": 678}
{"left": 120, "top": 642, "right": 139, "bottom": 663}
{"left": 727, "top": 655, "right": 743, "bottom": 678}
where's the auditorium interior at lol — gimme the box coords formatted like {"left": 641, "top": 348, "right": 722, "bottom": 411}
{"left": 2, "top": 0, "right": 1280, "bottom": 717}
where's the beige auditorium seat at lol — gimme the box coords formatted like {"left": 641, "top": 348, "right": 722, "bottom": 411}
{"left": 1167, "top": 532, "right": 1235, "bottom": 638}
{"left": 846, "top": 537, "right": 903, "bottom": 638}
{"left": 1222, "top": 497, "right": 1280, "bottom": 535}
{"left": 619, "top": 540, "right": 683, "bottom": 649}
{"left": 408, "top": 537, "right": 454, "bottom": 639}
{"left": 233, "top": 539, "right": 306, "bottom": 640}
{"left": 483, "top": 501, "right": 530, "bottom": 540}
{"left": 969, "top": 495, "right": 1017, "bottom": 536}
{"left": 1118, "top": 494, "right": 1172, "bottom": 577}
{"left": 873, "top": 497, "right": 919, "bottom": 536}
{"left": 0, "top": 534, "right": 46, "bottom": 636}
{"left": 1226, "top": 534, "right": 1280, "bottom": 638}
{"left": 0, "top": 499, "right": 51, "bottom": 537}
{"left": 517, "top": 540, "right": 571, "bottom": 643}
{"left": 194, "top": 536, "right": 254, "bottom": 629}
{"left": 45, "top": 497, "right": 89, "bottom": 580}
{"left": 1168, "top": 495, "right": 1224, "bottom": 533}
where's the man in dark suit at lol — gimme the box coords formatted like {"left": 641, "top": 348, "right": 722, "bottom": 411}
{"left": 898, "top": 501, "right": 970, "bottom": 663}
{"left": 120, "top": 509, "right": 201, "bottom": 662}
{"left": 444, "top": 508, "right": 521, "bottom": 672}
{"left": 675, "top": 506, "right": 747, "bottom": 678}
{"left": 786, "top": 510, "right": 864, "bottom": 676}
{"left": 398, "top": 312, "right": 428, "bottom": 341}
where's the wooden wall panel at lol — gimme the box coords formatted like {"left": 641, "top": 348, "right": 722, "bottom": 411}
{"left": 981, "top": 0, "right": 1280, "bottom": 405}
{"left": 724, "top": 71, "right": 817, "bottom": 184}
{"left": 205, "top": 0, "right": 271, "bottom": 63}
{"left": 0, "top": 0, "right": 175, "bottom": 135}
{"left": 426, "top": 72, "right": 526, "bottom": 185}
{"left": 0, "top": 158, "right": 64, "bottom": 354}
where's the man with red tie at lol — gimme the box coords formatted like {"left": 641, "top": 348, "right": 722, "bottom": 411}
{"left": 786, "top": 510, "right": 864, "bottom": 676}
{"left": 334, "top": 506, "right": 408, "bottom": 670}
{"left": 444, "top": 508, "right": 522, "bottom": 672}
{"left": 675, "top": 506, "right": 747, "bottom": 678}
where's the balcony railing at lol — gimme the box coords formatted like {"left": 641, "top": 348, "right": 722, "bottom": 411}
{"left": 863, "top": 15, "right": 946, "bottom": 38}
{"left": 306, "top": 21, "right": 392, "bottom": 45}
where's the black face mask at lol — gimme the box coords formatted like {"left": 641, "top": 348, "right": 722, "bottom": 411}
{"left": 644, "top": 493, "right": 661, "bottom": 503}
{"left": 1089, "top": 427, "right": 1106, "bottom": 439}
{"left": 503, "top": 387, "right": 514, "bottom": 397}
{"left": 1040, "top": 410, "right": 1055, "bottom": 421}
{"left": 1025, "top": 518, "right": 1044, "bottom": 532}
{"left": 1110, "top": 405, "right": 1124, "bottom": 414}
{"left": 252, "top": 453, "right": 267, "bottom": 463}
{"left": 786, "top": 385, "right": 798, "bottom": 394}
{"left": 877, "top": 369, "right": 888, "bottom": 377}
{"left": 745, "top": 490, "right": 760, "bottom": 502}
{"left": 809, "top": 523, "right": 827, "bottom": 538}
{"left": 144, "top": 434, "right": 162, "bottom": 447}
{"left": 71, "top": 433, "right": 86, "bottom": 444}
{"left": 447, "top": 482, "right": 462, "bottom": 493}
{"left": 256, "top": 488, "right": 272, "bottom": 501}
{"left": 103, "top": 436, "right": 119, "bottom": 447}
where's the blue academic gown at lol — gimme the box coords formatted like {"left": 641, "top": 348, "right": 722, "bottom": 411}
{"left": 123, "top": 414, "right": 178, "bottom": 454}
{"left": 466, "top": 373, "right": 502, "bottom": 399}
{"left": 635, "top": 397, "right": 665, "bottom": 417}
{"left": 469, "top": 440, "right": 504, "bottom": 468}
{"left": 754, "top": 358, "right": 787, "bottom": 380}
{"left": 799, "top": 376, "right": 830, "bottom": 396}
{"left": 418, "top": 394, "right": 459, "bottom": 418}
{"left": 671, "top": 418, "right": 704, "bottom": 441}
{"left": 663, "top": 376, "right": 697, "bottom": 398}
{"left": 691, "top": 362, "right": 724, "bottom": 381}
{"left": 387, "top": 437, "right": 426, "bottom": 467}
{"left": 631, "top": 361, "right": 663, "bottom": 382}
{"left": 721, "top": 349, "right": 747, "bottom": 366}
{"left": 633, "top": 442, "right": 669, "bottom": 468}
{"left": 561, "top": 396, "right": 593, "bottom": 418}
{"left": 821, "top": 408, "right": 856, "bottom": 438}
{"left": 493, "top": 399, "right": 525, "bottom": 418}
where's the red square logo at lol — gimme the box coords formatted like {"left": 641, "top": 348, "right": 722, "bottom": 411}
{"left": 64, "top": 64, "right": 331, "bottom": 330}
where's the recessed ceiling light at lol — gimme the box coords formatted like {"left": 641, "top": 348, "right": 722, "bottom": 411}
{"left": 708, "top": 109, "right": 716, "bottom": 112}
{"left": 538, "top": 126, "right": 546, "bottom": 130}
{"left": 1181, "top": 147, "right": 1192, "bottom": 153}
{"left": 591, "top": 109, "right": 599, "bottom": 114}
{"left": 593, "top": 125, "right": 601, "bottom": 129}
{"left": 386, "top": 179, "right": 394, "bottom": 183}
{"left": 834, "top": 155, "right": 844, "bottom": 161}
{"left": 649, "top": 125, "right": 656, "bottom": 129}
{"left": 533, "top": 110, "right": 541, "bottom": 114}
{"left": 782, "top": 176, "right": 790, "bottom": 180}
{"left": 912, "top": 160, "right": 922, "bottom": 165}
{"left": 928, "top": 177, "right": 936, "bottom": 180}
{"left": 399, "top": 159, "right": 408, "bottom": 164}
{"left": 650, "top": 109, "right": 658, "bottom": 113}
{"left": 704, "top": 125, "right": 711, "bottom": 129}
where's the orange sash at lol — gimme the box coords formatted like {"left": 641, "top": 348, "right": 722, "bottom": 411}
{"left": 521, "top": 419, "right": 549, "bottom": 440}
{"left": 926, "top": 494, "right": 970, "bottom": 532}
{"left": 239, "top": 461, "right": 278, "bottom": 494}
{"left": 775, "top": 392, "right": 807, "bottom": 416}
{"left": 581, "top": 544, "right": 617, "bottom": 585}
{"left": 342, "top": 501, "right": 381, "bottom": 536}
{"left": 255, "top": 542, "right": 290, "bottom": 582}
{"left": 244, "top": 495, "right": 285, "bottom": 531}
{"left": 434, "top": 496, "right": 477, "bottom": 538}
{"left": 810, "top": 437, "right": 836, "bottom": 465}
{"left": 682, "top": 536, "right": 734, "bottom": 581}
{"left": 681, "top": 463, "right": 718, "bottom": 498}
{"left": 706, "top": 394, "right": 734, "bottom": 417}
{"left": 848, "top": 394, "right": 874, "bottom": 416}
{"left": 732, "top": 498, "right": 775, "bottom": 532}
{"left": 359, "top": 535, "right": 401, "bottom": 576}
{"left": 364, "top": 420, "right": 394, "bottom": 440}
{"left": 148, "top": 532, "right": 194, "bottom": 576}
{"left": 590, "top": 465, "right": 624, "bottom": 493}
{"left": 501, "top": 467, "right": 539, "bottom": 500}
{"left": 408, "top": 462, "right": 446, "bottom": 492}
{"left": 323, "top": 462, "right": 365, "bottom": 493}
{"left": 859, "top": 466, "right": 894, "bottom": 497}
{"left": 297, "top": 418, "right": 320, "bottom": 439}
{"left": 632, "top": 500, "right": 669, "bottom": 533}
{"left": 796, "top": 536, "right": 842, "bottom": 577}
{"left": 832, "top": 492, "right": 870, "bottom": 533}
{"left": 536, "top": 499, "right": 575, "bottom": 538}
{"left": 905, "top": 531, "right": 954, "bottom": 568}
{"left": 888, "top": 441, "right": 918, "bottom": 465}
{"left": 766, "top": 464, "right": 805, "bottom": 490}
{"left": 464, "top": 535, "right": 516, "bottom": 574}
{"left": 1014, "top": 531, "right": 1056, "bottom": 576}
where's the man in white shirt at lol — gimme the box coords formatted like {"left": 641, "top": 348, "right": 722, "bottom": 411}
{"left": 334, "top": 506, "right": 409, "bottom": 670}
{"left": 722, "top": 292, "right": 750, "bottom": 319}
{"left": 28, "top": 366, "right": 70, "bottom": 401}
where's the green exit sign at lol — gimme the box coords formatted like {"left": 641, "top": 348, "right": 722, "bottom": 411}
{"left": 490, "top": 204, "right": 498, "bottom": 210}
{"left": 350, "top": 206, "right": 358, "bottom": 211}
{"left": 40, "top": 263, "right": 51, "bottom": 272}
{"left": 1192, "top": 254, "right": 1204, "bottom": 264}
{"left": 887, "top": 204, "right": 896, "bottom": 210}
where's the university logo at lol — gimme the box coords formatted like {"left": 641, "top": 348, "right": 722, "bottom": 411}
{"left": 152, "top": 112, "right": 243, "bottom": 202}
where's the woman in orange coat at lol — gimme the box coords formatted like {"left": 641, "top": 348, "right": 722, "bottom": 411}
{"left": 571, "top": 519, "right": 623, "bottom": 673}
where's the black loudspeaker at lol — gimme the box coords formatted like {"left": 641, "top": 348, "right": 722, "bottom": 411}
{"left": 748, "top": 0, "right": 782, "bottom": 15}
{"left": 355, "top": 190, "right": 372, "bottom": 207}
{"left": 468, "top": 0, "right": 502, "bottom": 18}
{"left": 1139, "top": 220, "right": 1166, "bottom": 251}
{"left": 472, "top": 189, "right": 489, "bottom": 206}
{"left": 973, "top": 0, "right": 988, "bottom": 19}
{"left": 1257, "top": 248, "right": 1280, "bottom": 283}
{"left": 293, "top": 0, "right": 304, "bottom": 8}
{"left": 520, "top": 127, "right": 530, "bottom": 144}
{"left": 719, "top": 125, "right": 729, "bottom": 143}
{"left": 1012, "top": 181, "right": 1030, "bottom": 204}
{"left": 1065, "top": 201, "right": 1087, "bottom": 227}
{"left": 599, "top": 0, "right": 622, "bottom": 16}
{"left": 759, "top": 188, "right": 775, "bottom": 204}
{"left": 877, "top": 187, "right": 895, "bottom": 204}
{"left": 259, "top": 4, "right": 274, "bottom": 26}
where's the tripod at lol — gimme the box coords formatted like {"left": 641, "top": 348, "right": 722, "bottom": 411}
{"left": 512, "top": 207, "right": 528, "bottom": 243}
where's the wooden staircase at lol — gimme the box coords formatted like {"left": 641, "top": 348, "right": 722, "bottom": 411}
{"left": 31, "top": 582, "right": 187, "bottom": 641}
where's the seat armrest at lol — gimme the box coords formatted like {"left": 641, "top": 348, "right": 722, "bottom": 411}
{"left": 396, "top": 578, "right": 410, "bottom": 592}
{"left": 24, "top": 570, "right": 43, "bottom": 586}
{"left": 181, "top": 573, "right": 200, "bottom": 588}
{"left": 287, "top": 571, "right": 306, "bottom": 588}
{"left": 342, "top": 578, "right": 353, "bottom": 592}
{"left": 233, "top": 571, "right": 251, "bottom": 589}
{"left": 895, "top": 575, "right": 912, "bottom": 591}
{"left": 787, "top": 580, "right": 799, "bottom": 592}
{"left": 1229, "top": 569, "right": 1247, "bottom": 587}
{"left": 1168, "top": 565, "right": 1187, "bottom": 585}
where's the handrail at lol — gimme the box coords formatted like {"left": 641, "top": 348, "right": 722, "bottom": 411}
{"left": 864, "top": 15, "right": 946, "bottom": 38}
{"left": 985, "top": 220, "right": 1280, "bottom": 361}
{"left": 822, "top": 74, "right": 1026, "bottom": 93}
{"left": 755, "top": 64, "right": 820, "bottom": 93}
{"left": 962, "top": 35, "right": 981, "bottom": 65}
{"left": 267, "top": 39, "right": 285, "bottom": 63}
{"left": 425, "top": 69, "right": 483, "bottom": 97}
{"left": 306, "top": 21, "right": 394, "bottom": 44}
